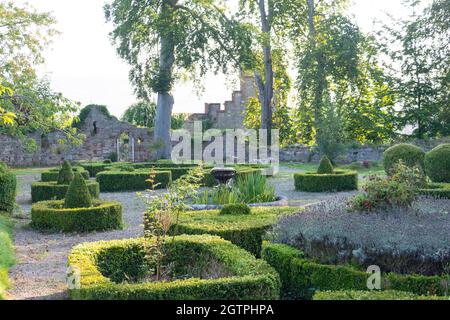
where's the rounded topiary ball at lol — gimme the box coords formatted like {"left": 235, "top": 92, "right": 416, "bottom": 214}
{"left": 220, "top": 204, "right": 251, "bottom": 215}
{"left": 425, "top": 144, "right": 450, "bottom": 183}
{"left": 317, "top": 156, "right": 334, "bottom": 174}
{"left": 383, "top": 143, "right": 425, "bottom": 174}
{"left": 57, "top": 160, "right": 74, "bottom": 185}
{"left": 64, "top": 173, "right": 93, "bottom": 209}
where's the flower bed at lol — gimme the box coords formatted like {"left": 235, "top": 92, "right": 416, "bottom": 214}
{"left": 268, "top": 196, "right": 450, "bottom": 276}
{"left": 95, "top": 170, "right": 172, "bottom": 192}
{"left": 294, "top": 170, "right": 358, "bottom": 192}
{"left": 168, "top": 207, "right": 298, "bottom": 256}
{"left": 262, "top": 242, "right": 449, "bottom": 299}
{"left": 67, "top": 235, "right": 280, "bottom": 300}
{"left": 41, "top": 167, "right": 89, "bottom": 182}
{"left": 31, "top": 199, "right": 123, "bottom": 232}
{"left": 31, "top": 180, "right": 100, "bottom": 203}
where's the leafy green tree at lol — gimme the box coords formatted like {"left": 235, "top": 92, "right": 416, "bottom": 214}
{"left": 0, "top": 1, "right": 80, "bottom": 147}
{"left": 381, "top": 0, "right": 449, "bottom": 138}
{"left": 105, "top": 0, "right": 254, "bottom": 158}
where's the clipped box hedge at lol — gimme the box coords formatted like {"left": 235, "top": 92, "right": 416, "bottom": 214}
{"left": 80, "top": 162, "right": 130, "bottom": 177}
{"left": 294, "top": 170, "right": 358, "bottom": 192}
{"left": 419, "top": 183, "right": 450, "bottom": 199}
{"left": 31, "top": 180, "right": 100, "bottom": 203}
{"left": 96, "top": 170, "right": 171, "bottom": 192}
{"left": 41, "top": 167, "right": 89, "bottom": 182}
{"left": 261, "top": 242, "right": 449, "bottom": 300}
{"left": 0, "top": 215, "right": 15, "bottom": 300}
{"left": 0, "top": 170, "right": 16, "bottom": 214}
{"left": 31, "top": 200, "right": 123, "bottom": 232}
{"left": 68, "top": 235, "right": 280, "bottom": 300}
{"left": 169, "top": 207, "right": 298, "bottom": 256}
{"left": 313, "top": 290, "right": 450, "bottom": 300}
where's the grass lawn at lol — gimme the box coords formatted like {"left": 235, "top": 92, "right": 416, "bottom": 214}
{"left": 0, "top": 214, "right": 15, "bottom": 300}
{"left": 11, "top": 167, "right": 55, "bottom": 176}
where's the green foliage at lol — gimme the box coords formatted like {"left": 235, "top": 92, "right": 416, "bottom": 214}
{"left": 262, "top": 242, "right": 449, "bottom": 300}
{"left": 64, "top": 173, "right": 93, "bottom": 209}
{"left": 419, "top": 183, "right": 450, "bottom": 199}
{"left": 220, "top": 204, "right": 251, "bottom": 216}
{"left": 41, "top": 167, "right": 89, "bottom": 182}
{"left": 313, "top": 290, "right": 450, "bottom": 300}
{"left": 294, "top": 170, "right": 358, "bottom": 192}
{"left": 96, "top": 170, "right": 172, "bottom": 192}
{"left": 72, "top": 105, "right": 113, "bottom": 129}
{"left": 121, "top": 101, "right": 156, "bottom": 128}
{"left": 383, "top": 143, "right": 425, "bottom": 174}
{"left": 170, "top": 207, "right": 298, "bottom": 256}
{"left": 425, "top": 144, "right": 450, "bottom": 183}
{"left": 31, "top": 200, "right": 123, "bottom": 233}
{"left": 107, "top": 152, "right": 118, "bottom": 163}
{"left": 31, "top": 180, "right": 100, "bottom": 203}
{"left": 68, "top": 235, "right": 280, "bottom": 300}
{"left": 0, "top": 164, "right": 16, "bottom": 214}
{"left": 0, "top": 215, "right": 15, "bottom": 300}
{"left": 317, "top": 156, "right": 334, "bottom": 174}
{"left": 57, "top": 161, "right": 74, "bottom": 185}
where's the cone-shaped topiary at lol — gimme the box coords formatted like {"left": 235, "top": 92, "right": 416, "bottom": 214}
{"left": 57, "top": 160, "right": 74, "bottom": 185}
{"left": 64, "top": 173, "right": 93, "bottom": 209}
{"left": 317, "top": 156, "right": 334, "bottom": 174}
{"left": 425, "top": 144, "right": 450, "bottom": 183}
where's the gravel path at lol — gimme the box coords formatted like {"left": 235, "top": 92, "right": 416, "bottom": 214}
{"left": 6, "top": 166, "right": 356, "bottom": 300}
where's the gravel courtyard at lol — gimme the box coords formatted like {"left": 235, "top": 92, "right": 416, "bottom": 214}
{"left": 6, "top": 166, "right": 356, "bottom": 300}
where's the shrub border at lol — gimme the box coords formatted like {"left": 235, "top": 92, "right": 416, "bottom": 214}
{"left": 41, "top": 168, "right": 89, "bottom": 182}
{"left": 261, "top": 242, "right": 448, "bottom": 299}
{"left": 95, "top": 170, "right": 172, "bottom": 192}
{"left": 294, "top": 170, "right": 358, "bottom": 192}
{"left": 68, "top": 235, "right": 280, "bottom": 300}
{"left": 31, "top": 180, "right": 100, "bottom": 203}
{"left": 418, "top": 183, "right": 450, "bottom": 199}
{"left": 31, "top": 200, "right": 123, "bottom": 232}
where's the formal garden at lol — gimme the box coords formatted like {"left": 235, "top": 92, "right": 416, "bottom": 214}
{"left": 0, "top": 0, "right": 449, "bottom": 303}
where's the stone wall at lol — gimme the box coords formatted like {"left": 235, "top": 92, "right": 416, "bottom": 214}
{"left": 0, "top": 106, "right": 155, "bottom": 166}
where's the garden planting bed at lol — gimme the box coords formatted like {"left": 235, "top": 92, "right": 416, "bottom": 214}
{"left": 31, "top": 200, "right": 123, "bottom": 233}
{"left": 31, "top": 180, "right": 100, "bottom": 202}
{"left": 68, "top": 235, "right": 280, "bottom": 300}
{"left": 168, "top": 207, "right": 298, "bottom": 256}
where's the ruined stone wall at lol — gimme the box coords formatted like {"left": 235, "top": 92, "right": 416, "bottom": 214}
{"left": 0, "top": 106, "right": 155, "bottom": 166}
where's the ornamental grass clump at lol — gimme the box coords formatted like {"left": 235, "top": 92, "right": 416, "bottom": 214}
{"left": 57, "top": 160, "right": 74, "bottom": 185}
{"left": 64, "top": 173, "right": 93, "bottom": 209}
{"left": 317, "top": 156, "right": 334, "bottom": 174}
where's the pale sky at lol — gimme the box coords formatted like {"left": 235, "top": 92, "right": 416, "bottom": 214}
{"left": 13, "top": 0, "right": 429, "bottom": 118}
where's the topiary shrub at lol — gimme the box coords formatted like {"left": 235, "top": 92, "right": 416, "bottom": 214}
{"left": 31, "top": 180, "right": 100, "bottom": 203}
{"left": 220, "top": 204, "right": 251, "bottom": 215}
{"left": 0, "top": 163, "right": 16, "bottom": 214}
{"left": 103, "top": 159, "right": 112, "bottom": 164}
{"left": 68, "top": 235, "right": 280, "bottom": 300}
{"left": 424, "top": 144, "right": 450, "bottom": 183}
{"left": 383, "top": 143, "right": 425, "bottom": 174}
{"left": 169, "top": 207, "right": 298, "bottom": 256}
{"left": 32, "top": 200, "right": 123, "bottom": 232}
{"left": 57, "top": 160, "right": 74, "bottom": 185}
{"left": 64, "top": 173, "right": 93, "bottom": 209}
{"left": 41, "top": 167, "right": 89, "bottom": 182}
{"left": 317, "top": 156, "right": 334, "bottom": 174}
{"left": 294, "top": 170, "right": 358, "bottom": 192}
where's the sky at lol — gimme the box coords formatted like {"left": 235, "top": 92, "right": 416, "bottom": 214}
{"left": 13, "top": 0, "right": 428, "bottom": 118}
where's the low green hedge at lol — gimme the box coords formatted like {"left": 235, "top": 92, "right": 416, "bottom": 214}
{"left": 80, "top": 162, "right": 130, "bottom": 177}
{"left": 169, "top": 207, "right": 298, "bottom": 256}
{"left": 294, "top": 170, "right": 358, "bottom": 192}
{"left": 41, "top": 167, "right": 89, "bottom": 182}
{"left": 31, "top": 200, "right": 123, "bottom": 232}
{"left": 419, "top": 183, "right": 450, "bottom": 199}
{"left": 0, "top": 215, "right": 15, "bottom": 300}
{"left": 31, "top": 180, "right": 100, "bottom": 203}
{"left": 313, "top": 290, "right": 450, "bottom": 300}
{"left": 68, "top": 235, "right": 280, "bottom": 300}
{"left": 262, "top": 242, "right": 448, "bottom": 299}
{"left": 0, "top": 170, "right": 16, "bottom": 214}
{"left": 96, "top": 170, "right": 172, "bottom": 192}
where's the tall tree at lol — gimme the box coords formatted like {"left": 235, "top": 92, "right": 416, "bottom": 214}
{"left": 0, "top": 1, "right": 80, "bottom": 147}
{"left": 381, "top": 0, "right": 449, "bottom": 138}
{"left": 105, "top": 0, "right": 254, "bottom": 158}
{"left": 122, "top": 101, "right": 157, "bottom": 128}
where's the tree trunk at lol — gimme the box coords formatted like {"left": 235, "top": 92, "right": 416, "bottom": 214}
{"left": 257, "top": 0, "right": 274, "bottom": 134}
{"left": 154, "top": 4, "right": 176, "bottom": 159}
